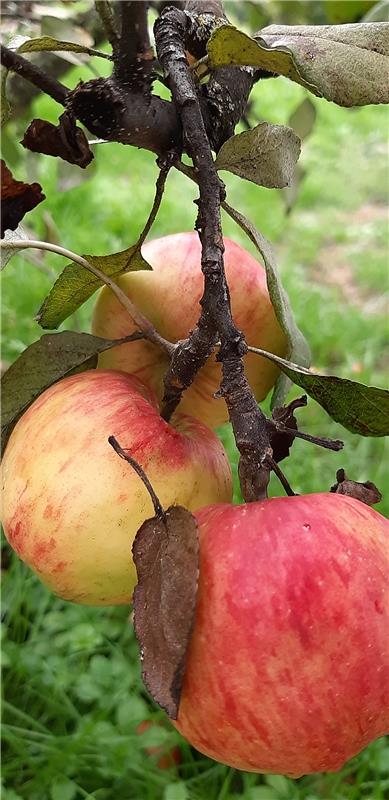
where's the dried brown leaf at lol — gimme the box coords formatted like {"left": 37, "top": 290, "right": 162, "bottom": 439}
{"left": 21, "top": 112, "right": 93, "bottom": 168}
{"left": 132, "top": 506, "right": 199, "bottom": 719}
{"left": 1, "top": 160, "right": 45, "bottom": 237}
{"left": 331, "top": 469, "right": 382, "bottom": 506}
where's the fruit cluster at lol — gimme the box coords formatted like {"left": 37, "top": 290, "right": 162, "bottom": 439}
{"left": 2, "top": 234, "right": 388, "bottom": 775}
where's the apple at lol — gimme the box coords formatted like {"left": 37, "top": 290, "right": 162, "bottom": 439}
{"left": 1, "top": 369, "right": 232, "bottom": 605}
{"left": 92, "top": 233, "right": 288, "bottom": 428}
{"left": 172, "top": 494, "right": 389, "bottom": 776}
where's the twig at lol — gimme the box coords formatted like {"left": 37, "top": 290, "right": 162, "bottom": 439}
{"left": 270, "top": 422, "right": 343, "bottom": 452}
{"left": 95, "top": 1, "right": 119, "bottom": 51}
{"left": 139, "top": 153, "right": 176, "bottom": 246}
{"left": 0, "top": 45, "right": 69, "bottom": 106}
{"left": 0, "top": 239, "right": 174, "bottom": 356}
{"left": 108, "top": 435, "right": 166, "bottom": 519}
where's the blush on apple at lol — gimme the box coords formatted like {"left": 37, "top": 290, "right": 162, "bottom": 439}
{"left": 172, "top": 494, "right": 389, "bottom": 777}
{"left": 1, "top": 369, "right": 232, "bottom": 605}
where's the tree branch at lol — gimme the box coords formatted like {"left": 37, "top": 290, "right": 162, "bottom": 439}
{"left": 68, "top": 77, "right": 181, "bottom": 154}
{"left": 155, "top": 6, "right": 273, "bottom": 502}
{"left": 113, "top": 1, "right": 154, "bottom": 89}
{"left": 0, "top": 45, "right": 69, "bottom": 106}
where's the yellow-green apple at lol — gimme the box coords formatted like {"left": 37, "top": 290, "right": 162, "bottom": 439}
{"left": 173, "top": 494, "right": 389, "bottom": 776}
{"left": 92, "top": 233, "right": 288, "bottom": 428}
{"left": 1, "top": 369, "right": 232, "bottom": 605}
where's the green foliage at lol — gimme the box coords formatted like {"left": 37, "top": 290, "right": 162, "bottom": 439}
{"left": 249, "top": 348, "right": 389, "bottom": 436}
{"left": 208, "top": 22, "right": 389, "bottom": 106}
{"left": 215, "top": 123, "right": 301, "bottom": 189}
{"left": 37, "top": 244, "right": 150, "bottom": 329}
{"left": 18, "top": 36, "right": 110, "bottom": 59}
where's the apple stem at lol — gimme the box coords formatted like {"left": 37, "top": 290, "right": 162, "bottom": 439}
{"left": 108, "top": 435, "right": 166, "bottom": 520}
{"left": 268, "top": 458, "right": 297, "bottom": 497}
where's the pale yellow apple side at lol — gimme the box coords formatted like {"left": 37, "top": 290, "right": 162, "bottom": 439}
{"left": 1, "top": 371, "right": 232, "bottom": 605}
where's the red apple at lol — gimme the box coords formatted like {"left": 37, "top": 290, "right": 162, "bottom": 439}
{"left": 173, "top": 494, "right": 389, "bottom": 776}
{"left": 92, "top": 233, "right": 288, "bottom": 428}
{"left": 1, "top": 370, "right": 232, "bottom": 605}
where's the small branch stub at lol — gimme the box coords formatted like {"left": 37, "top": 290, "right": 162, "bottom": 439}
{"left": 330, "top": 469, "right": 382, "bottom": 507}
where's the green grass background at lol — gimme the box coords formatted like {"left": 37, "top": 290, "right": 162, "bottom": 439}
{"left": 2, "top": 50, "right": 389, "bottom": 800}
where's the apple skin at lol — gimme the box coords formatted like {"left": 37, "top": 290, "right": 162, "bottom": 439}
{"left": 92, "top": 233, "right": 288, "bottom": 428}
{"left": 173, "top": 494, "right": 389, "bottom": 777}
{"left": 1, "top": 370, "right": 232, "bottom": 606}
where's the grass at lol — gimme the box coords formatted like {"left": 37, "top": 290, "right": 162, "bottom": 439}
{"left": 2, "top": 47, "right": 389, "bottom": 800}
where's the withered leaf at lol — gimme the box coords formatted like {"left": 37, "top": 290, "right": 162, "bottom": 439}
{"left": 132, "top": 506, "right": 199, "bottom": 720}
{"left": 331, "top": 469, "right": 382, "bottom": 507}
{"left": 1, "top": 159, "right": 45, "bottom": 237}
{"left": 269, "top": 395, "right": 307, "bottom": 463}
{"left": 21, "top": 112, "right": 93, "bottom": 168}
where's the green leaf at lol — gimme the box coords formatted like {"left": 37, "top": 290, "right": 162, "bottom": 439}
{"left": 115, "top": 696, "right": 149, "bottom": 731}
{"left": 37, "top": 245, "right": 150, "bottom": 329}
{"left": 1, "top": 331, "right": 142, "bottom": 454}
{"left": 326, "top": 0, "right": 377, "bottom": 23}
{"left": 50, "top": 777, "right": 77, "bottom": 800}
{"left": 18, "top": 36, "right": 111, "bottom": 60}
{"left": 288, "top": 97, "right": 317, "bottom": 141}
{"left": 207, "top": 24, "right": 319, "bottom": 92}
{"left": 215, "top": 122, "right": 301, "bottom": 189}
{"left": 208, "top": 22, "right": 389, "bottom": 106}
{"left": 2, "top": 791, "right": 24, "bottom": 800}
{"left": 222, "top": 201, "right": 311, "bottom": 406}
{"left": 249, "top": 348, "right": 389, "bottom": 436}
